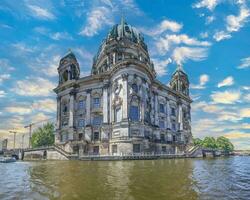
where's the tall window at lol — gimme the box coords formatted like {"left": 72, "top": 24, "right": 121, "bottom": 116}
{"left": 93, "top": 132, "right": 99, "bottom": 140}
{"left": 78, "top": 100, "right": 85, "bottom": 110}
{"left": 132, "top": 83, "right": 138, "bottom": 93}
{"left": 93, "top": 97, "right": 100, "bottom": 108}
{"left": 93, "top": 116, "right": 102, "bottom": 126}
{"left": 63, "top": 104, "right": 68, "bottom": 115}
{"left": 172, "top": 123, "right": 176, "bottom": 131}
{"left": 115, "top": 107, "right": 122, "bottom": 122}
{"left": 159, "top": 120, "right": 165, "bottom": 128}
{"left": 78, "top": 119, "right": 85, "bottom": 128}
{"left": 130, "top": 105, "right": 139, "bottom": 121}
{"left": 171, "top": 108, "right": 176, "bottom": 116}
{"left": 159, "top": 104, "right": 164, "bottom": 113}
{"left": 160, "top": 133, "right": 165, "bottom": 141}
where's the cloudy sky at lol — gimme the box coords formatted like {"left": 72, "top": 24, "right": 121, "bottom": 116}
{"left": 0, "top": 0, "right": 249, "bottom": 150}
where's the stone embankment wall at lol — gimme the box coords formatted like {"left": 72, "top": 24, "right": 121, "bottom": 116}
{"left": 23, "top": 149, "right": 68, "bottom": 160}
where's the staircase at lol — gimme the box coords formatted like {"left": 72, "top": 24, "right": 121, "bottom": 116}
{"left": 53, "top": 145, "right": 78, "bottom": 160}
{"left": 185, "top": 145, "right": 203, "bottom": 157}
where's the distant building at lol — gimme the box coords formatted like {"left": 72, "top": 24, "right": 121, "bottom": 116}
{"left": 0, "top": 139, "right": 8, "bottom": 152}
{"left": 54, "top": 18, "right": 193, "bottom": 156}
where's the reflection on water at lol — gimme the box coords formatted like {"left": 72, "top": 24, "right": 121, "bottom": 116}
{"left": 0, "top": 157, "right": 250, "bottom": 200}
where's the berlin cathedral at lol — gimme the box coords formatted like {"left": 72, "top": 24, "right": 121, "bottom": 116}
{"left": 54, "top": 18, "right": 193, "bottom": 156}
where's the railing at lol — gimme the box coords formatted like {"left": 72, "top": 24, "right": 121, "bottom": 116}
{"left": 81, "top": 152, "right": 185, "bottom": 158}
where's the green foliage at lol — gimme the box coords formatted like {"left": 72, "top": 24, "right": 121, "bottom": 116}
{"left": 216, "top": 136, "right": 234, "bottom": 152}
{"left": 31, "top": 122, "right": 55, "bottom": 148}
{"left": 193, "top": 138, "right": 203, "bottom": 146}
{"left": 193, "top": 136, "right": 234, "bottom": 152}
{"left": 202, "top": 137, "right": 218, "bottom": 149}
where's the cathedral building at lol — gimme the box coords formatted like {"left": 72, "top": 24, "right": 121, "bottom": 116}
{"left": 54, "top": 18, "right": 192, "bottom": 156}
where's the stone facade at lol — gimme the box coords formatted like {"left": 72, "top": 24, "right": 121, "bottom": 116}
{"left": 54, "top": 18, "right": 193, "bottom": 156}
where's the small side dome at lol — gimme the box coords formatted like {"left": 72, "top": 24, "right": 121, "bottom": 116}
{"left": 58, "top": 50, "right": 80, "bottom": 84}
{"left": 170, "top": 65, "right": 189, "bottom": 96}
{"left": 59, "top": 50, "right": 77, "bottom": 66}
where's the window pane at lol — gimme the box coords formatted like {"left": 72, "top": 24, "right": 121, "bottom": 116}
{"left": 160, "top": 104, "right": 164, "bottom": 113}
{"left": 93, "top": 116, "right": 102, "bottom": 125}
{"left": 171, "top": 108, "right": 175, "bottom": 116}
{"left": 78, "top": 100, "right": 85, "bottom": 109}
{"left": 159, "top": 120, "right": 165, "bottom": 128}
{"left": 93, "top": 98, "right": 100, "bottom": 108}
{"left": 130, "top": 105, "right": 139, "bottom": 121}
{"left": 93, "top": 132, "right": 99, "bottom": 140}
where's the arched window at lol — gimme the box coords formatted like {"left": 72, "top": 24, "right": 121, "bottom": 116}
{"left": 132, "top": 83, "right": 138, "bottom": 93}
{"left": 63, "top": 70, "right": 68, "bottom": 82}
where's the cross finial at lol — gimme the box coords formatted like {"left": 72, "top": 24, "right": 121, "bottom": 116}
{"left": 68, "top": 48, "right": 72, "bottom": 53}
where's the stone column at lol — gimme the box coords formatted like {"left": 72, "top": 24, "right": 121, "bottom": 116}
{"left": 86, "top": 89, "right": 91, "bottom": 125}
{"left": 122, "top": 74, "right": 128, "bottom": 121}
{"left": 113, "top": 52, "right": 116, "bottom": 64}
{"left": 103, "top": 83, "right": 109, "bottom": 123}
{"left": 140, "top": 85, "right": 145, "bottom": 122}
{"left": 56, "top": 96, "right": 61, "bottom": 130}
{"left": 69, "top": 92, "right": 75, "bottom": 128}
{"left": 178, "top": 103, "right": 183, "bottom": 131}
{"left": 167, "top": 99, "right": 171, "bottom": 129}
{"left": 154, "top": 92, "right": 159, "bottom": 126}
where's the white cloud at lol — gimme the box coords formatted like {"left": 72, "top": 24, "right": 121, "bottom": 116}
{"left": 211, "top": 90, "right": 241, "bottom": 104}
{"left": 217, "top": 111, "right": 242, "bottom": 122}
{"left": 172, "top": 46, "right": 208, "bottom": 65}
{"left": 32, "top": 99, "right": 56, "bottom": 113}
{"left": 190, "top": 74, "right": 209, "bottom": 89}
{"left": 237, "top": 57, "right": 250, "bottom": 69}
{"left": 50, "top": 32, "right": 73, "bottom": 40}
{"left": 157, "top": 34, "right": 211, "bottom": 54}
{"left": 79, "top": 6, "right": 113, "bottom": 37}
{"left": 11, "top": 77, "right": 56, "bottom": 97}
{"left": 12, "top": 43, "right": 35, "bottom": 54}
{"left": 206, "top": 16, "right": 215, "bottom": 24}
{"left": 213, "top": 6, "right": 250, "bottom": 42}
{"left": 5, "top": 106, "right": 32, "bottom": 115}
{"left": 27, "top": 5, "right": 55, "bottom": 20}
{"left": 0, "top": 74, "right": 10, "bottom": 84}
{"left": 213, "top": 31, "right": 232, "bottom": 41}
{"left": 240, "top": 108, "right": 250, "bottom": 118}
{"left": 0, "top": 90, "right": 6, "bottom": 98}
{"left": 226, "top": 6, "right": 250, "bottom": 32}
{"left": 144, "top": 19, "right": 182, "bottom": 36}
{"left": 244, "top": 94, "right": 250, "bottom": 102}
{"left": 152, "top": 58, "right": 172, "bottom": 77}
{"left": 193, "top": 0, "right": 220, "bottom": 11}
{"left": 39, "top": 55, "right": 60, "bottom": 77}
{"left": 0, "top": 59, "right": 15, "bottom": 71}
{"left": 200, "top": 32, "right": 209, "bottom": 38}
{"left": 217, "top": 76, "right": 234, "bottom": 88}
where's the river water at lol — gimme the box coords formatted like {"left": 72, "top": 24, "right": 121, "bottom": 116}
{"left": 0, "top": 156, "right": 249, "bottom": 200}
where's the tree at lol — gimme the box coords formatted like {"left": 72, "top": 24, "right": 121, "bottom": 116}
{"left": 31, "top": 122, "right": 55, "bottom": 148}
{"left": 193, "top": 138, "right": 203, "bottom": 146}
{"left": 202, "top": 137, "right": 217, "bottom": 149}
{"left": 216, "top": 136, "right": 234, "bottom": 152}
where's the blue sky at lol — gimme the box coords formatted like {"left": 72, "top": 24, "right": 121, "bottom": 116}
{"left": 0, "top": 0, "right": 249, "bottom": 150}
